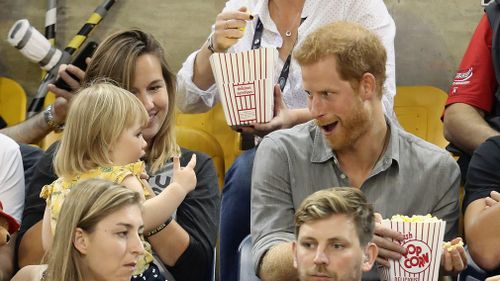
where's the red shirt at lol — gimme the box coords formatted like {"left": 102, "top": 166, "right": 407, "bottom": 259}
{"left": 446, "top": 14, "right": 497, "bottom": 113}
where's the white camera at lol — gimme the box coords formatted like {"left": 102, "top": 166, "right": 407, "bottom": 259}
{"left": 7, "top": 19, "right": 69, "bottom": 72}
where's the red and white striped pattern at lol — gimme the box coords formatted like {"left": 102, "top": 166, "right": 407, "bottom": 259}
{"left": 377, "top": 219, "right": 446, "bottom": 281}
{"left": 210, "top": 48, "right": 277, "bottom": 126}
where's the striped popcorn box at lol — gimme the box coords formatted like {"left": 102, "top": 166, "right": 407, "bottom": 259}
{"left": 209, "top": 48, "right": 278, "bottom": 126}
{"left": 377, "top": 215, "right": 446, "bottom": 281}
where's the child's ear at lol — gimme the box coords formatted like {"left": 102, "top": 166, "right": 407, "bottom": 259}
{"left": 73, "top": 227, "right": 89, "bottom": 255}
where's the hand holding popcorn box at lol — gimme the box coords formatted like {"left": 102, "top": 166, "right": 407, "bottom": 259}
{"left": 377, "top": 215, "right": 446, "bottom": 281}
{"left": 209, "top": 48, "right": 278, "bottom": 126}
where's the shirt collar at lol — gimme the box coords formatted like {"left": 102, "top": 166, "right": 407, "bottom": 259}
{"left": 252, "top": 0, "right": 312, "bottom": 29}
{"left": 375, "top": 116, "right": 400, "bottom": 172}
{"left": 253, "top": 0, "right": 270, "bottom": 22}
{"left": 310, "top": 121, "right": 334, "bottom": 163}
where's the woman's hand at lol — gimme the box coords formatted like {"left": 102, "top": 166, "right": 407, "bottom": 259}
{"left": 212, "top": 6, "right": 253, "bottom": 52}
{"left": 171, "top": 154, "right": 197, "bottom": 194}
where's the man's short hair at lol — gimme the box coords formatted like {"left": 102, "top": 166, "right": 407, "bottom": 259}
{"left": 294, "top": 187, "right": 375, "bottom": 246}
{"left": 294, "top": 21, "right": 387, "bottom": 97}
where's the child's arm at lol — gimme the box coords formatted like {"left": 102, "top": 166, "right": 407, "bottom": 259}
{"left": 41, "top": 206, "right": 53, "bottom": 252}
{"left": 121, "top": 176, "right": 146, "bottom": 200}
{"left": 122, "top": 155, "right": 197, "bottom": 232}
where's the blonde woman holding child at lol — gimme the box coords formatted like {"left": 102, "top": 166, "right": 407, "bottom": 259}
{"left": 40, "top": 82, "right": 195, "bottom": 280}
{"left": 13, "top": 179, "right": 145, "bottom": 281}
{"left": 18, "top": 30, "right": 219, "bottom": 281}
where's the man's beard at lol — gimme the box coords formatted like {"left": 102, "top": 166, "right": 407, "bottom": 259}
{"left": 323, "top": 100, "right": 370, "bottom": 151}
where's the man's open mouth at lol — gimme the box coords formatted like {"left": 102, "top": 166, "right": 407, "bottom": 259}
{"left": 321, "top": 121, "right": 338, "bottom": 133}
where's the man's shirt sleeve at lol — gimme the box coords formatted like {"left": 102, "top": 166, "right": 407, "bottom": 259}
{"left": 446, "top": 14, "right": 496, "bottom": 114}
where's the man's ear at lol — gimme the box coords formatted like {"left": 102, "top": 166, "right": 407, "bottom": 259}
{"left": 359, "top": 73, "right": 377, "bottom": 100}
{"left": 292, "top": 240, "right": 298, "bottom": 269}
{"left": 73, "top": 227, "right": 88, "bottom": 255}
{"left": 361, "top": 242, "right": 378, "bottom": 272}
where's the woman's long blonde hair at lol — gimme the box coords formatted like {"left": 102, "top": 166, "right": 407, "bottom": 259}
{"left": 54, "top": 82, "right": 148, "bottom": 177}
{"left": 45, "top": 179, "right": 142, "bottom": 281}
{"left": 82, "top": 29, "right": 179, "bottom": 173}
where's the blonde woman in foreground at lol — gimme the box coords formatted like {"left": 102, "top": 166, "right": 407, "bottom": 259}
{"left": 12, "top": 179, "right": 145, "bottom": 281}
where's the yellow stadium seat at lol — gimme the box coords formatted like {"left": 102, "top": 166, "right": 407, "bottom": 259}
{"left": 0, "top": 77, "right": 27, "bottom": 126}
{"left": 395, "top": 87, "right": 466, "bottom": 237}
{"left": 394, "top": 86, "right": 449, "bottom": 149}
{"left": 175, "top": 126, "right": 225, "bottom": 190}
{"left": 176, "top": 103, "right": 240, "bottom": 171}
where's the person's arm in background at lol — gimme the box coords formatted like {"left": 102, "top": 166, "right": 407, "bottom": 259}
{"left": 258, "top": 242, "right": 296, "bottom": 281}
{"left": 0, "top": 64, "right": 83, "bottom": 144}
{"left": 0, "top": 135, "right": 25, "bottom": 223}
{"left": 464, "top": 136, "right": 500, "bottom": 270}
{"left": 251, "top": 137, "right": 297, "bottom": 281}
{"left": 444, "top": 103, "right": 499, "bottom": 154}
{"left": 0, "top": 136, "right": 24, "bottom": 280}
{"left": 191, "top": 6, "right": 251, "bottom": 90}
{"left": 465, "top": 194, "right": 500, "bottom": 270}
{"left": 0, "top": 233, "right": 17, "bottom": 281}
{"left": 443, "top": 15, "right": 499, "bottom": 153}
{"left": 148, "top": 150, "right": 220, "bottom": 281}
{"left": 1, "top": 112, "right": 54, "bottom": 144}
{"left": 176, "top": 0, "right": 252, "bottom": 113}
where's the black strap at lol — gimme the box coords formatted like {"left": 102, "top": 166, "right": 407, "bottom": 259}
{"left": 240, "top": 17, "right": 305, "bottom": 150}
{"left": 251, "top": 19, "right": 264, "bottom": 50}
{"left": 251, "top": 18, "right": 306, "bottom": 91}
